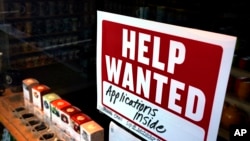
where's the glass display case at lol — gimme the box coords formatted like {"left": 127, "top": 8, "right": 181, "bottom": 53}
{"left": 0, "top": 0, "right": 97, "bottom": 94}
{"left": 1, "top": 0, "right": 250, "bottom": 141}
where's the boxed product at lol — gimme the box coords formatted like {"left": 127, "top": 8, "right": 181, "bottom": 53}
{"left": 70, "top": 113, "right": 92, "bottom": 141}
{"left": 42, "top": 93, "right": 61, "bottom": 123}
{"left": 31, "top": 84, "right": 51, "bottom": 110}
{"left": 50, "top": 99, "right": 71, "bottom": 127}
{"left": 60, "top": 106, "right": 81, "bottom": 135}
{"left": 31, "top": 84, "right": 51, "bottom": 118}
{"left": 80, "top": 120, "right": 104, "bottom": 141}
{"left": 22, "top": 78, "right": 39, "bottom": 110}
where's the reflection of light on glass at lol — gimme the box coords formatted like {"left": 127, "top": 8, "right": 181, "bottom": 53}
{"left": 0, "top": 11, "right": 19, "bottom": 14}
{"left": 0, "top": 52, "right": 2, "bottom": 73}
{"left": 42, "top": 39, "right": 92, "bottom": 49}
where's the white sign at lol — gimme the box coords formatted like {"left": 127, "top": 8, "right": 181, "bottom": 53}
{"left": 96, "top": 11, "right": 237, "bottom": 141}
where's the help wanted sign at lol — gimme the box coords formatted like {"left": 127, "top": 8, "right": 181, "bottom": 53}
{"left": 96, "top": 11, "right": 236, "bottom": 141}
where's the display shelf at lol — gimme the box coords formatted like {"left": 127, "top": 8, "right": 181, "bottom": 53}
{"left": 228, "top": 67, "right": 250, "bottom": 114}
{"left": 225, "top": 95, "right": 250, "bottom": 115}
{"left": 0, "top": 89, "right": 69, "bottom": 141}
{"left": 1, "top": 0, "right": 96, "bottom": 71}
{"left": 220, "top": 94, "right": 250, "bottom": 140}
{"left": 0, "top": 89, "right": 35, "bottom": 141}
{"left": 9, "top": 38, "right": 91, "bottom": 57}
{"left": 231, "top": 67, "right": 250, "bottom": 77}
{"left": 218, "top": 128, "right": 229, "bottom": 141}
{"left": 218, "top": 67, "right": 250, "bottom": 141}
{"left": 4, "top": 13, "right": 84, "bottom": 21}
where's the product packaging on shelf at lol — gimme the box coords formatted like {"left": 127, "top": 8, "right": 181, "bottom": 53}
{"left": 31, "top": 84, "right": 51, "bottom": 109}
{"left": 20, "top": 78, "right": 104, "bottom": 141}
{"left": 22, "top": 78, "right": 39, "bottom": 110}
{"left": 42, "top": 93, "right": 61, "bottom": 123}
{"left": 50, "top": 99, "right": 71, "bottom": 127}
{"left": 60, "top": 105, "right": 81, "bottom": 135}
{"left": 31, "top": 84, "right": 51, "bottom": 118}
{"left": 70, "top": 113, "right": 92, "bottom": 141}
{"left": 80, "top": 120, "right": 104, "bottom": 141}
